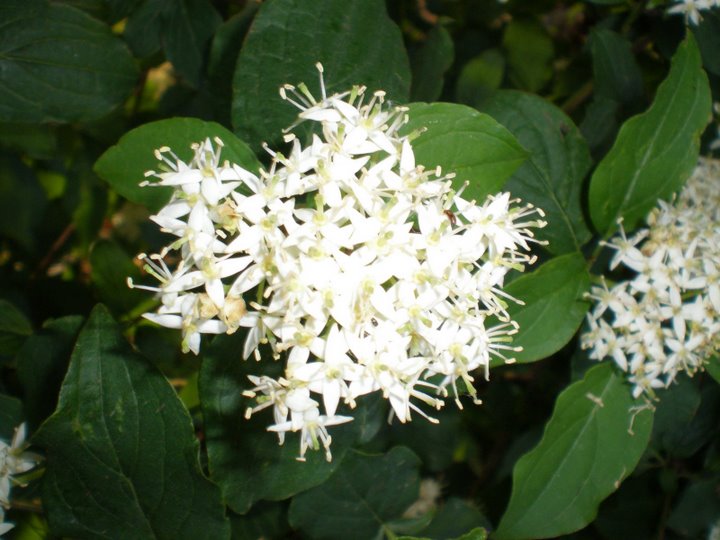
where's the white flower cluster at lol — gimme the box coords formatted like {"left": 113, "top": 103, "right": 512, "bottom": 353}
{"left": 1, "top": 424, "right": 38, "bottom": 536}
{"left": 133, "top": 65, "right": 545, "bottom": 461}
{"left": 667, "top": 0, "right": 720, "bottom": 25}
{"left": 582, "top": 158, "right": 720, "bottom": 398}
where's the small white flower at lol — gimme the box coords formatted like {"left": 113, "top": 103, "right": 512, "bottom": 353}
{"left": 667, "top": 0, "right": 713, "bottom": 25}
{"left": 0, "top": 422, "right": 40, "bottom": 534}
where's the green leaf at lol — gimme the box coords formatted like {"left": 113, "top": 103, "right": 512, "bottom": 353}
{"left": 455, "top": 49, "right": 505, "bottom": 108}
{"left": 0, "top": 394, "right": 23, "bottom": 441}
{"left": 589, "top": 29, "right": 643, "bottom": 104}
{"left": 232, "top": 0, "right": 411, "bottom": 151}
{"left": 94, "top": 118, "right": 259, "bottom": 212}
{"left": 0, "top": 1, "right": 138, "bottom": 123}
{"left": 594, "top": 476, "right": 661, "bottom": 540}
{"left": 410, "top": 25, "right": 455, "bottom": 102}
{"left": 389, "top": 406, "right": 462, "bottom": 472}
{"left": 502, "top": 20, "right": 553, "bottom": 92}
{"left": 453, "top": 529, "right": 488, "bottom": 540}
{"left": 89, "top": 239, "right": 146, "bottom": 315}
{"left": 123, "top": 0, "right": 164, "bottom": 58}
{"left": 579, "top": 96, "right": 620, "bottom": 155}
{"left": 0, "top": 299, "right": 32, "bottom": 357}
{"left": 162, "top": 0, "right": 221, "bottom": 87}
{"left": 198, "top": 332, "right": 358, "bottom": 514}
{"left": 69, "top": 158, "right": 109, "bottom": 252}
{"left": 16, "top": 316, "right": 84, "bottom": 431}
{"left": 288, "top": 447, "right": 421, "bottom": 540}
{"left": 417, "top": 498, "right": 491, "bottom": 540}
{"left": 230, "top": 501, "right": 290, "bottom": 540}
{"left": 588, "top": 34, "right": 711, "bottom": 235}
{"left": 497, "top": 253, "right": 590, "bottom": 365}
{"left": 124, "top": 0, "right": 220, "bottom": 86}
{"left": 0, "top": 123, "right": 57, "bottom": 159}
{"left": 0, "top": 153, "right": 47, "bottom": 252}
{"left": 693, "top": 11, "right": 720, "bottom": 76}
{"left": 495, "top": 363, "right": 654, "bottom": 540}
{"left": 208, "top": 6, "right": 259, "bottom": 124}
{"left": 667, "top": 476, "right": 720, "bottom": 537}
{"left": 707, "top": 356, "right": 720, "bottom": 385}
{"left": 483, "top": 91, "right": 592, "bottom": 254}
{"left": 653, "top": 378, "right": 720, "bottom": 458}
{"left": 401, "top": 102, "right": 527, "bottom": 201}
{"left": 651, "top": 374, "right": 701, "bottom": 454}
{"left": 34, "top": 305, "right": 230, "bottom": 539}
{"left": 399, "top": 528, "right": 488, "bottom": 540}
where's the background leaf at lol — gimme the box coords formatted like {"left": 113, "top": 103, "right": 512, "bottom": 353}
{"left": 94, "top": 118, "right": 259, "bottom": 212}
{"left": 0, "top": 1, "right": 138, "bottom": 123}
{"left": 693, "top": 11, "right": 720, "bottom": 76}
{"left": 231, "top": 0, "right": 411, "bottom": 151}
{"left": 502, "top": 20, "right": 553, "bottom": 92}
{"left": 667, "top": 476, "right": 720, "bottom": 537}
{"left": 410, "top": 25, "right": 455, "bottom": 102}
{"left": 416, "top": 498, "right": 491, "bottom": 540}
{"left": 89, "top": 239, "right": 146, "bottom": 316}
{"left": 497, "top": 253, "right": 591, "bottom": 365}
{"left": 589, "top": 29, "right": 644, "bottom": 104}
{"left": 401, "top": 102, "right": 527, "bottom": 201}
{"left": 35, "top": 305, "right": 230, "bottom": 539}
{"left": 651, "top": 376, "right": 720, "bottom": 459}
{"left": 124, "top": 0, "right": 221, "bottom": 87}
{"left": 16, "top": 315, "right": 84, "bottom": 431}
{"left": 0, "top": 394, "right": 23, "bottom": 440}
{"left": 161, "top": 0, "right": 221, "bottom": 87}
{"left": 455, "top": 49, "right": 505, "bottom": 109}
{"left": 588, "top": 34, "right": 711, "bottom": 235}
{"left": 0, "top": 154, "right": 47, "bottom": 252}
{"left": 288, "top": 447, "right": 421, "bottom": 540}
{"left": 483, "top": 91, "right": 592, "bottom": 254}
{"left": 495, "top": 363, "right": 654, "bottom": 539}
{"left": 199, "top": 332, "right": 360, "bottom": 514}
{"left": 0, "top": 299, "right": 32, "bottom": 357}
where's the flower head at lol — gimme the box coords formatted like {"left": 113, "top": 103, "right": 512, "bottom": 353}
{"left": 134, "top": 64, "right": 545, "bottom": 460}
{"left": 582, "top": 158, "right": 720, "bottom": 398}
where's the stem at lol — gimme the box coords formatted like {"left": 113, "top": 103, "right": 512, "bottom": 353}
{"left": 561, "top": 80, "right": 594, "bottom": 115}
{"left": 31, "top": 223, "right": 76, "bottom": 279}
{"left": 7, "top": 499, "right": 43, "bottom": 513}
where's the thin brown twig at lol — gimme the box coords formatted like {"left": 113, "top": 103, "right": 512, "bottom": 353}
{"left": 31, "top": 222, "right": 76, "bottom": 279}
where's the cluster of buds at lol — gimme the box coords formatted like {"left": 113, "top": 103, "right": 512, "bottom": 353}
{"left": 133, "top": 65, "right": 545, "bottom": 460}
{"left": 582, "top": 158, "right": 720, "bottom": 398}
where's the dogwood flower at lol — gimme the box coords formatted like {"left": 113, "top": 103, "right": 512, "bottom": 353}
{"left": 134, "top": 64, "right": 545, "bottom": 460}
{"left": 1, "top": 423, "right": 40, "bottom": 534}
{"left": 667, "top": 0, "right": 719, "bottom": 25}
{"left": 582, "top": 158, "right": 720, "bottom": 398}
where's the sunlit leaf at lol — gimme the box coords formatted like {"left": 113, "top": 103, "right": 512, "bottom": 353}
{"left": 401, "top": 102, "right": 527, "bottom": 201}
{"left": 588, "top": 34, "right": 711, "bottom": 234}
{"left": 94, "top": 118, "right": 259, "bottom": 212}
{"left": 495, "top": 363, "right": 653, "bottom": 539}
{"left": 497, "top": 253, "right": 591, "bottom": 364}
